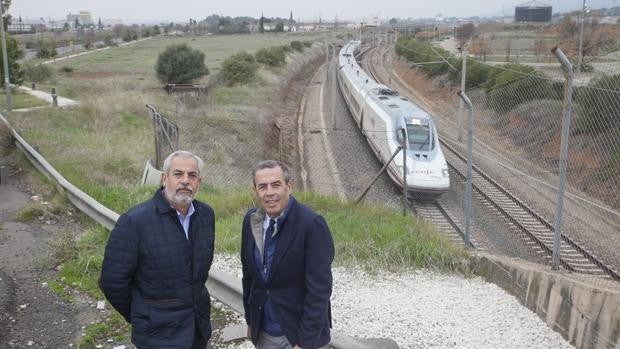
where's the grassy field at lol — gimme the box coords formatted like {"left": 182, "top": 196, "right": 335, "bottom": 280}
{"left": 0, "top": 88, "right": 51, "bottom": 110}
{"left": 5, "top": 32, "right": 469, "bottom": 267}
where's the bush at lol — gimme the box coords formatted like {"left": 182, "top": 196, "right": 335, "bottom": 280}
{"left": 36, "top": 39, "right": 58, "bottom": 59}
{"left": 60, "top": 66, "right": 74, "bottom": 73}
{"left": 221, "top": 51, "right": 258, "bottom": 85}
{"left": 395, "top": 36, "right": 452, "bottom": 77}
{"left": 290, "top": 41, "right": 304, "bottom": 52}
{"left": 1, "top": 34, "right": 24, "bottom": 85}
{"left": 23, "top": 62, "right": 53, "bottom": 82}
{"left": 155, "top": 43, "right": 209, "bottom": 84}
{"left": 302, "top": 41, "right": 312, "bottom": 47}
{"left": 575, "top": 74, "right": 620, "bottom": 134}
{"left": 484, "top": 65, "right": 562, "bottom": 113}
{"left": 255, "top": 47, "right": 286, "bottom": 67}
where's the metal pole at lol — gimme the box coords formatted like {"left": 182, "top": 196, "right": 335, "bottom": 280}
{"left": 0, "top": 3, "right": 12, "bottom": 111}
{"left": 457, "top": 91, "right": 473, "bottom": 246}
{"left": 401, "top": 128, "right": 407, "bottom": 216}
{"left": 576, "top": 0, "right": 586, "bottom": 73}
{"left": 458, "top": 49, "right": 467, "bottom": 142}
{"left": 356, "top": 146, "right": 402, "bottom": 204}
{"left": 551, "top": 46, "right": 574, "bottom": 270}
{"left": 331, "top": 38, "right": 336, "bottom": 130}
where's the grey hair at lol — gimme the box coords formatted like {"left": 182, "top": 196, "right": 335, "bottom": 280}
{"left": 162, "top": 150, "right": 204, "bottom": 176}
{"left": 252, "top": 160, "right": 292, "bottom": 186}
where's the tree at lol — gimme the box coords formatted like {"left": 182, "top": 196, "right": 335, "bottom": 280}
{"left": 0, "top": 33, "right": 24, "bottom": 85}
{"left": 155, "top": 44, "right": 209, "bottom": 84}
{"left": 455, "top": 22, "right": 474, "bottom": 49}
{"left": 259, "top": 14, "right": 264, "bottom": 33}
{"left": 275, "top": 21, "right": 284, "bottom": 32}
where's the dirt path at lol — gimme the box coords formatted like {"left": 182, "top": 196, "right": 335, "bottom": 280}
{"left": 0, "top": 154, "right": 101, "bottom": 348}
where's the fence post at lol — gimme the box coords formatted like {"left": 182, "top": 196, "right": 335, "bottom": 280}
{"left": 275, "top": 123, "right": 283, "bottom": 161}
{"left": 457, "top": 91, "right": 473, "bottom": 246}
{"left": 458, "top": 48, "right": 467, "bottom": 142}
{"left": 401, "top": 128, "right": 407, "bottom": 216}
{"left": 551, "top": 46, "right": 574, "bottom": 271}
{"left": 51, "top": 87, "right": 58, "bottom": 107}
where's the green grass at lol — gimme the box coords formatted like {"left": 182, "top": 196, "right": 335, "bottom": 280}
{"left": 79, "top": 312, "right": 129, "bottom": 349}
{"left": 0, "top": 88, "right": 50, "bottom": 110}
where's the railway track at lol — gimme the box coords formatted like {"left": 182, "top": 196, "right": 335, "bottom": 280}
{"left": 357, "top": 45, "right": 475, "bottom": 249}
{"left": 360, "top": 44, "right": 620, "bottom": 281}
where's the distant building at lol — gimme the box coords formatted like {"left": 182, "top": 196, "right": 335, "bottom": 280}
{"left": 66, "top": 11, "right": 93, "bottom": 28}
{"left": 515, "top": 1, "right": 552, "bottom": 22}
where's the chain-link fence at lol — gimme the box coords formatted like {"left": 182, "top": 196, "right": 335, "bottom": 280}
{"left": 146, "top": 104, "right": 179, "bottom": 170}
{"left": 391, "top": 32, "right": 620, "bottom": 286}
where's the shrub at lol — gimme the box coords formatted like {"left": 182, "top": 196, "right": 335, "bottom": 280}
{"left": 35, "top": 39, "right": 58, "bottom": 59}
{"left": 60, "top": 66, "right": 74, "bottom": 73}
{"left": 221, "top": 51, "right": 258, "bottom": 85}
{"left": 280, "top": 44, "right": 292, "bottom": 52}
{"left": 290, "top": 41, "right": 304, "bottom": 52}
{"left": 23, "top": 62, "right": 53, "bottom": 82}
{"left": 255, "top": 47, "right": 286, "bottom": 67}
{"left": 395, "top": 36, "right": 452, "bottom": 77}
{"left": 574, "top": 74, "right": 620, "bottom": 133}
{"left": 155, "top": 43, "right": 209, "bottom": 84}
{"left": 302, "top": 41, "right": 312, "bottom": 47}
{"left": 1, "top": 34, "right": 24, "bottom": 85}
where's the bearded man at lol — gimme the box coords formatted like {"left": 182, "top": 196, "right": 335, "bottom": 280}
{"left": 100, "top": 150, "right": 215, "bottom": 349}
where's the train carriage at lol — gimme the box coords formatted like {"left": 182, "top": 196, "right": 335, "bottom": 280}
{"left": 337, "top": 41, "right": 450, "bottom": 193}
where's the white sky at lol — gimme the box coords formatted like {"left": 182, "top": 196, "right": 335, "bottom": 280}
{"left": 8, "top": 0, "right": 619, "bottom": 23}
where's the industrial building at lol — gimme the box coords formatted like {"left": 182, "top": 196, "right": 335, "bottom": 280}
{"left": 515, "top": 0, "right": 552, "bottom": 22}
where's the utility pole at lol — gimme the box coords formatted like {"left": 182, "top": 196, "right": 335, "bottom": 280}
{"left": 576, "top": 0, "right": 587, "bottom": 73}
{"left": 0, "top": 2, "right": 12, "bottom": 111}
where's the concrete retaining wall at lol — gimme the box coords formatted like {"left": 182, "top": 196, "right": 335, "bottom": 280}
{"left": 472, "top": 253, "right": 620, "bottom": 349}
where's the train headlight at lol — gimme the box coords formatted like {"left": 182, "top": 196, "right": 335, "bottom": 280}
{"left": 442, "top": 168, "right": 449, "bottom": 177}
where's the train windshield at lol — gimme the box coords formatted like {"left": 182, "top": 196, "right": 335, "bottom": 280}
{"left": 407, "top": 120, "right": 433, "bottom": 151}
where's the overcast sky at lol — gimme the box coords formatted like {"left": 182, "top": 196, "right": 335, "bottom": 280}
{"left": 8, "top": 0, "right": 620, "bottom": 23}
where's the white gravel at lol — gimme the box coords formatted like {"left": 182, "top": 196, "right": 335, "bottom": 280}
{"left": 212, "top": 254, "right": 574, "bottom": 349}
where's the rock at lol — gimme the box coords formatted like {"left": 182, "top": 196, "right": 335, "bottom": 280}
{"left": 96, "top": 301, "right": 105, "bottom": 310}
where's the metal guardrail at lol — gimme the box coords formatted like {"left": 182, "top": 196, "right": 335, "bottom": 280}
{"left": 0, "top": 113, "right": 399, "bottom": 349}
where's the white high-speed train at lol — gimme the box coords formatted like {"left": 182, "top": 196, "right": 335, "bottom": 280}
{"left": 337, "top": 40, "right": 450, "bottom": 194}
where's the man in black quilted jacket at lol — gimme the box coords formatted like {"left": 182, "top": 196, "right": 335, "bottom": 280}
{"left": 100, "top": 150, "right": 215, "bottom": 349}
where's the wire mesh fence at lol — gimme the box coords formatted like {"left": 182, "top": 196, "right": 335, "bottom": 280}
{"left": 391, "top": 34, "right": 620, "bottom": 285}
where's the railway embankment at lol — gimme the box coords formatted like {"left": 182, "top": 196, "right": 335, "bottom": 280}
{"left": 473, "top": 252, "right": 620, "bottom": 349}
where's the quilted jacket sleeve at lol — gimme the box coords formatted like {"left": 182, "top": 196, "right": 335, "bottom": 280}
{"left": 99, "top": 213, "right": 140, "bottom": 322}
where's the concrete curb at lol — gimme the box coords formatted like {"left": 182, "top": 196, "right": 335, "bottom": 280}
{"left": 472, "top": 252, "right": 620, "bottom": 349}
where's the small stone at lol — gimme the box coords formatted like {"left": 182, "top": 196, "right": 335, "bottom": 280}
{"left": 95, "top": 345, "right": 103, "bottom": 348}
{"left": 41, "top": 282, "right": 48, "bottom": 287}
{"left": 30, "top": 195, "right": 40, "bottom": 202}
{"left": 19, "top": 304, "right": 27, "bottom": 309}
{"left": 112, "top": 346, "right": 126, "bottom": 349}
{"left": 107, "top": 339, "right": 113, "bottom": 343}
{"left": 96, "top": 301, "right": 105, "bottom": 310}
{"left": 27, "top": 341, "right": 34, "bottom": 346}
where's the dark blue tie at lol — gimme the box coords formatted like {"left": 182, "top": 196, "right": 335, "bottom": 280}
{"left": 263, "top": 219, "right": 276, "bottom": 266}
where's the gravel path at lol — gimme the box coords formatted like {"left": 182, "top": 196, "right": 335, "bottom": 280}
{"left": 211, "top": 254, "right": 574, "bottom": 349}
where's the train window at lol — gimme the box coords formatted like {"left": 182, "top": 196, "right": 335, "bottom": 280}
{"left": 388, "top": 104, "right": 399, "bottom": 109}
{"left": 379, "top": 96, "right": 389, "bottom": 100}
{"left": 407, "top": 123, "right": 432, "bottom": 151}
